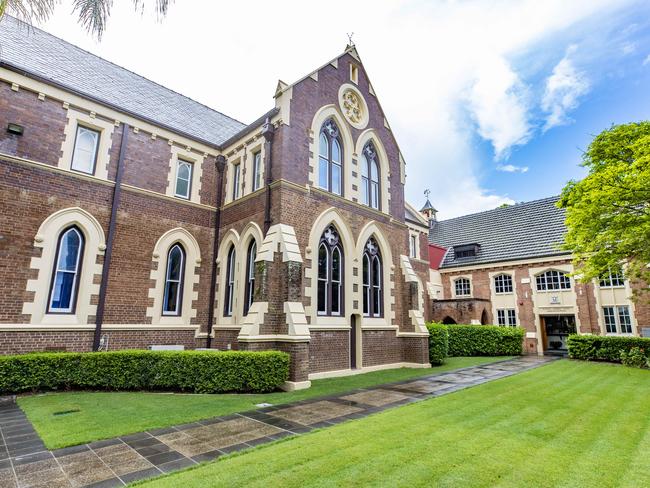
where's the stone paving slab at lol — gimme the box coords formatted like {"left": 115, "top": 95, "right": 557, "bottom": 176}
{"left": 0, "top": 356, "right": 556, "bottom": 487}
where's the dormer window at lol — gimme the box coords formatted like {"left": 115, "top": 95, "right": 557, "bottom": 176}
{"left": 454, "top": 244, "right": 479, "bottom": 259}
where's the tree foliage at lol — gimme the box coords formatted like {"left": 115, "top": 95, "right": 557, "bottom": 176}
{"left": 0, "top": 0, "right": 171, "bottom": 39}
{"left": 558, "top": 121, "right": 650, "bottom": 299}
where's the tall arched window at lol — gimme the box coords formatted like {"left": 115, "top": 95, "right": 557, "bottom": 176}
{"left": 224, "top": 245, "right": 236, "bottom": 316}
{"left": 362, "top": 237, "right": 383, "bottom": 317}
{"left": 318, "top": 119, "right": 343, "bottom": 195}
{"left": 317, "top": 225, "right": 344, "bottom": 316}
{"left": 244, "top": 240, "right": 257, "bottom": 316}
{"left": 361, "top": 142, "right": 380, "bottom": 210}
{"left": 162, "top": 243, "right": 185, "bottom": 316}
{"left": 48, "top": 226, "right": 84, "bottom": 313}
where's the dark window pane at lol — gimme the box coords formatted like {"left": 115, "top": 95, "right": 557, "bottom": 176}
{"left": 373, "top": 287, "right": 380, "bottom": 316}
{"left": 332, "top": 247, "right": 341, "bottom": 282}
{"left": 331, "top": 282, "right": 340, "bottom": 314}
{"left": 163, "top": 282, "right": 179, "bottom": 313}
{"left": 318, "top": 281, "right": 326, "bottom": 313}
{"left": 59, "top": 230, "right": 81, "bottom": 271}
{"left": 363, "top": 285, "right": 369, "bottom": 315}
{"left": 51, "top": 272, "right": 74, "bottom": 310}
{"left": 318, "top": 245, "right": 328, "bottom": 280}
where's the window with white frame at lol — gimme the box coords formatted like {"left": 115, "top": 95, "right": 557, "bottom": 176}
{"left": 174, "top": 159, "right": 193, "bottom": 199}
{"left": 318, "top": 119, "right": 343, "bottom": 195}
{"left": 497, "top": 308, "right": 517, "bottom": 326}
{"left": 223, "top": 245, "right": 236, "bottom": 316}
{"left": 252, "top": 151, "right": 262, "bottom": 192}
{"left": 603, "top": 305, "right": 632, "bottom": 334}
{"left": 494, "top": 274, "right": 513, "bottom": 294}
{"left": 317, "top": 225, "right": 343, "bottom": 316}
{"left": 48, "top": 226, "right": 84, "bottom": 313}
{"left": 232, "top": 163, "right": 241, "bottom": 200}
{"left": 71, "top": 126, "right": 100, "bottom": 175}
{"left": 361, "top": 141, "right": 380, "bottom": 209}
{"left": 409, "top": 234, "right": 417, "bottom": 259}
{"left": 535, "top": 270, "right": 571, "bottom": 291}
{"left": 362, "top": 237, "right": 382, "bottom": 318}
{"left": 162, "top": 244, "right": 185, "bottom": 316}
{"left": 243, "top": 240, "right": 257, "bottom": 316}
{"left": 599, "top": 269, "right": 625, "bottom": 288}
{"left": 454, "top": 278, "right": 471, "bottom": 297}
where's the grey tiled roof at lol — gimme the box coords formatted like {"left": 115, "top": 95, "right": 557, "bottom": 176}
{"left": 429, "top": 196, "right": 568, "bottom": 268}
{"left": 0, "top": 16, "right": 246, "bottom": 146}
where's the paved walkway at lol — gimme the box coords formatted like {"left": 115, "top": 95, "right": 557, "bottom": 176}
{"left": 0, "top": 356, "right": 555, "bottom": 487}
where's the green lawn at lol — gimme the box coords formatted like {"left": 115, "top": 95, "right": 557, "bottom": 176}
{"left": 18, "top": 356, "right": 509, "bottom": 449}
{"left": 136, "top": 360, "right": 650, "bottom": 488}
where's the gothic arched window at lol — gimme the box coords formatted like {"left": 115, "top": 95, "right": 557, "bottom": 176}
{"left": 362, "top": 237, "right": 383, "bottom": 317}
{"left": 48, "top": 226, "right": 84, "bottom": 313}
{"left": 224, "top": 245, "right": 236, "bottom": 316}
{"left": 243, "top": 240, "right": 257, "bottom": 316}
{"left": 361, "top": 142, "right": 380, "bottom": 210}
{"left": 317, "top": 225, "right": 344, "bottom": 316}
{"left": 318, "top": 119, "right": 343, "bottom": 195}
{"left": 162, "top": 243, "right": 185, "bottom": 316}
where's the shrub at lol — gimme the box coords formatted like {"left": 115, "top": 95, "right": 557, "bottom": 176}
{"left": 446, "top": 325, "right": 525, "bottom": 356}
{"left": 426, "top": 323, "right": 449, "bottom": 365}
{"left": 0, "top": 350, "right": 290, "bottom": 394}
{"left": 567, "top": 334, "right": 650, "bottom": 363}
{"left": 620, "top": 347, "right": 648, "bottom": 369}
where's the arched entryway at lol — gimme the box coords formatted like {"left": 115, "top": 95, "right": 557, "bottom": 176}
{"left": 442, "top": 316, "right": 457, "bottom": 325}
{"left": 481, "top": 309, "right": 489, "bottom": 325}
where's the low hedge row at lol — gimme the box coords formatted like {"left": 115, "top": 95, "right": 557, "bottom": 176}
{"left": 426, "top": 323, "right": 524, "bottom": 364}
{"left": 426, "top": 323, "right": 449, "bottom": 365}
{"left": 0, "top": 350, "right": 290, "bottom": 394}
{"left": 447, "top": 325, "right": 525, "bottom": 357}
{"left": 567, "top": 335, "right": 650, "bottom": 363}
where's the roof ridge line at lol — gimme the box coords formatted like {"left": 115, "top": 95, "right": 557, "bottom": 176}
{"left": 3, "top": 15, "right": 247, "bottom": 128}
{"left": 437, "top": 195, "right": 561, "bottom": 223}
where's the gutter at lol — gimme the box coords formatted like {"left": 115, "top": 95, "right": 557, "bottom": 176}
{"left": 93, "top": 123, "right": 129, "bottom": 351}
{"left": 205, "top": 155, "right": 227, "bottom": 349}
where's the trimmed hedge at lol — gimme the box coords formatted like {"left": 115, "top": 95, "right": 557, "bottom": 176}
{"left": 446, "top": 325, "right": 525, "bottom": 357}
{"left": 567, "top": 334, "right": 650, "bottom": 363}
{"left": 0, "top": 350, "right": 290, "bottom": 394}
{"left": 426, "top": 323, "right": 449, "bottom": 365}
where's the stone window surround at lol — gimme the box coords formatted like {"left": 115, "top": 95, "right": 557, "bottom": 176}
{"left": 165, "top": 146, "right": 204, "bottom": 204}
{"left": 308, "top": 105, "right": 391, "bottom": 215}
{"left": 1, "top": 72, "right": 220, "bottom": 207}
{"left": 146, "top": 228, "right": 201, "bottom": 326}
{"left": 213, "top": 223, "right": 264, "bottom": 330}
{"left": 492, "top": 272, "right": 514, "bottom": 295}
{"left": 451, "top": 275, "right": 472, "bottom": 298}
{"left": 59, "top": 108, "right": 114, "bottom": 181}
{"left": 23, "top": 207, "right": 105, "bottom": 326}
{"left": 592, "top": 276, "right": 638, "bottom": 336}
{"left": 304, "top": 209, "right": 396, "bottom": 331}
{"left": 223, "top": 140, "right": 265, "bottom": 205}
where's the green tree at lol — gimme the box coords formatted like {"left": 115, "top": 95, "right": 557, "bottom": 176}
{"left": 0, "top": 0, "right": 171, "bottom": 39}
{"left": 558, "top": 121, "right": 650, "bottom": 299}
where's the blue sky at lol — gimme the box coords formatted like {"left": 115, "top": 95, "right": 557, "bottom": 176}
{"left": 28, "top": 0, "right": 650, "bottom": 218}
{"left": 474, "top": 7, "right": 650, "bottom": 204}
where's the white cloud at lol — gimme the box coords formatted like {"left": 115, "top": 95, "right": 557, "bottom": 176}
{"left": 643, "top": 54, "right": 650, "bottom": 66}
{"left": 466, "top": 56, "right": 532, "bottom": 159}
{"left": 497, "top": 164, "right": 529, "bottom": 173}
{"left": 542, "top": 46, "right": 590, "bottom": 130}
{"left": 31, "top": 0, "right": 635, "bottom": 218}
{"left": 621, "top": 41, "right": 636, "bottom": 54}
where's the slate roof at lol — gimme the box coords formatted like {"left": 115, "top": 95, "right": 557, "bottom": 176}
{"left": 429, "top": 196, "right": 568, "bottom": 268}
{"left": 0, "top": 16, "right": 246, "bottom": 146}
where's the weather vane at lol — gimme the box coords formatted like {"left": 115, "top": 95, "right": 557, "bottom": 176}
{"left": 424, "top": 189, "right": 431, "bottom": 199}
{"left": 347, "top": 32, "right": 355, "bottom": 46}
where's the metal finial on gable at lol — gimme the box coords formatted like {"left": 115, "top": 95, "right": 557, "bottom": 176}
{"left": 347, "top": 32, "right": 355, "bottom": 47}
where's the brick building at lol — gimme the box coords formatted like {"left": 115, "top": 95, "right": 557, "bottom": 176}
{"left": 425, "top": 196, "right": 650, "bottom": 355}
{"left": 0, "top": 17, "right": 431, "bottom": 388}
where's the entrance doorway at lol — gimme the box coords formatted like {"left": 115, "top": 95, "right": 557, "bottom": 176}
{"left": 350, "top": 315, "right": 361, "bottom": 369}
{"left": 541, "top": 315, "right": 576, "bottom": 355}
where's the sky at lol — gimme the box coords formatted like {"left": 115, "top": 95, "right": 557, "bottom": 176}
{"left": 20, "top": 0, "right": 650, "bottom": 219}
